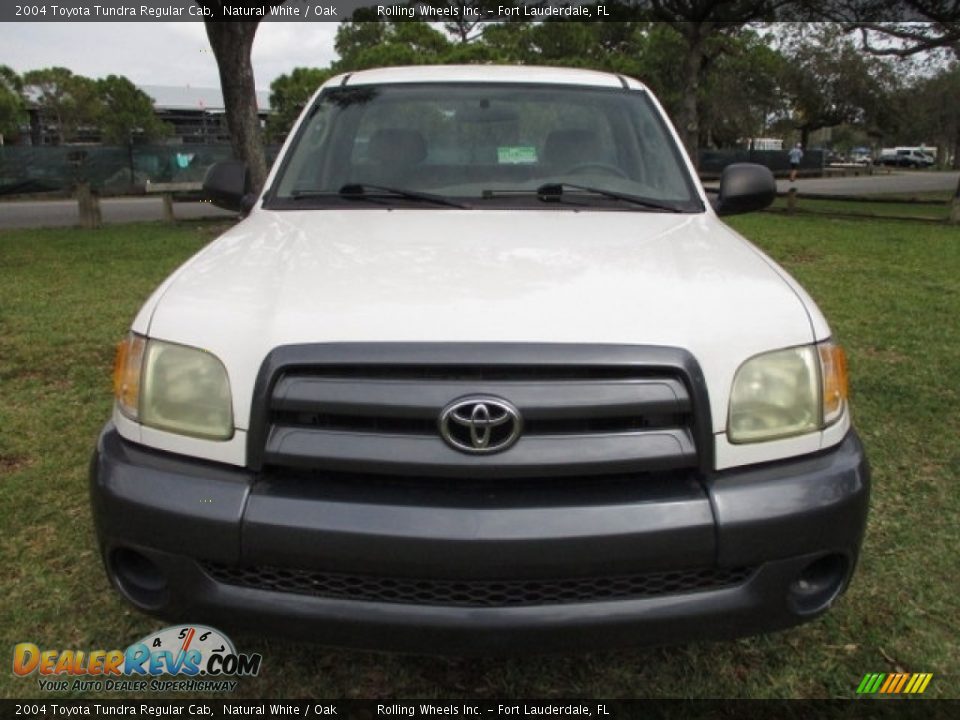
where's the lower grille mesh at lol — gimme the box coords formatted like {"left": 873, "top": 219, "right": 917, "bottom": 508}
{"left": 202, "top": 563, "right": 754, "bottom": 608}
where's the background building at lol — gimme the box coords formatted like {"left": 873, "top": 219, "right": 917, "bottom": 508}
{"left": 140, "top": 85, "right": 271, "bottom": 145}
{"left": 20, "top": 83, "right": 271, "bottom": 146}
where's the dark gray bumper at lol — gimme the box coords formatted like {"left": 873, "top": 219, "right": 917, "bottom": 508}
{"left": 90, "top": 425, "right": 869, "bottom": 654}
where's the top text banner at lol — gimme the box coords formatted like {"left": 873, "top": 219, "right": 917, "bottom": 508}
{"left": 0, "top": 0, "right": 943, "bottom": 22}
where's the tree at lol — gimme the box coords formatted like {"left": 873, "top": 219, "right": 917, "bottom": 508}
{"left": 477, "top": 20, "right": 538, "bottom": 62}
{"left": 22, "top": 67, "right": 103, "bottom": 145}
{"left": 97, "top": 75, "right": 171, "bottom": 144}
{"left": 895, "top": 63, "right": 960, "bottom": 168}
{"left": 434, "top": 1, "right": 490, "bottom": 43}
{"left": 196, "top": 1, "right": 285, "bottom": 192}
{"left": 841, "top": 10, "right": 960, "bottom": 217}
{"left": 267, "top": 67, "right": 333, "bottom": 141}
{"left": 0, "top": 65, "right": 26, "bottom": 143}
{"left": 525, "top": 21, "right": 619, "bottom": 67}
{"left": 698, "top": 30, "right": 786, "bottom": 147}
{"left": 846, "top": 14, "right": 960, "bottom": 59}
{"left": 467, "top": 20, "right": 649, "bottom": 71}
{"left": 780, "top": 25, "right": 896, "bottom": 147}
{"left": 610, "top": 21, "right": 787, "bottom": 150}
{"left": 334, "top": 20, "right": 454, "bottom": 71}
{"left": 648, "top": 1, "right": 787, "bottom": 161}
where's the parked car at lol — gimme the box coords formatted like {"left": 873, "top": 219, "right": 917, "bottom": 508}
{"left": 849, "top": 148, "right": 872, "bottom": 165}
{"left": 91, "top": 65, "right": 869, "bottom": 654}
{"left": 878, "top": 148, "right": 935, "bottom": 168}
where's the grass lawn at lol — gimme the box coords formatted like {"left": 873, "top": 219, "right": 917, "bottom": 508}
{"left": 1, "top": 215, "right": 958, "bottom": 700}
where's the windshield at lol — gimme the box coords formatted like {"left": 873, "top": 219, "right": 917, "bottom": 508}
{"left": 268, "top": 83, "right": 702, "bottom": 212}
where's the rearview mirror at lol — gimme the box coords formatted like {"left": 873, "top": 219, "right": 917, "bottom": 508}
{"left": 714, "top": 163, "right": 776, "bottom": 216}
{"left": 203, "top": 160, "right": 253, "bottom": 213}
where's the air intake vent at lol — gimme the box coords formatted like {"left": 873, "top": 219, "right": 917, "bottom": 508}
{"left": 203, "top": 563, "right": 754, "bottom": 608}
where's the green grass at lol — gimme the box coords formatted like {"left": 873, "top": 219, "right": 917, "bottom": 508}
{"left": 1, "top": 216, "right": 958, "bottom": 699}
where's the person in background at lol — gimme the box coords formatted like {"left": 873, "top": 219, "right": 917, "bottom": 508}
{"left": 789, "top": 143, "right": 804, "bottom": 182}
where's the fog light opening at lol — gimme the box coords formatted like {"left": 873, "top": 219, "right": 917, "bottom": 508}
{"left": 789, "top": 553, "right": 848, "bottom": 615}
{"left": 110, "top": 548, "right": 169, "bottom": 610}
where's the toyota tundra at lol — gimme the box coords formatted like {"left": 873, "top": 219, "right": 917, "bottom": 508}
{"left": 90, "top": 65, "right": 870, "bottom": 653}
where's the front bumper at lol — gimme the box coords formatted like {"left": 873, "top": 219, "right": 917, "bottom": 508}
{"left": 90, "top": 425, "right": 870, "bottom": 654}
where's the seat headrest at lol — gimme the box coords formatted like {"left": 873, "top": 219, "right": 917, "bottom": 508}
{"left": 543, "top": 129, "right": 602, "bottom": 167}
{"left": 367, "top": 128, "right": 427, "bottom": 166}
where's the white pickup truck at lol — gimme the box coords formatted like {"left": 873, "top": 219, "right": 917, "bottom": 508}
{"left": 91, "top": 65, "right": 869, "bottom": 653}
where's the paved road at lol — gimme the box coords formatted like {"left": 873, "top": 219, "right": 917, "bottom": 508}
{"left": 772, "top": 170, "right": 958, "bottom": 196}
{"left": 703, "top": 170, "right": 958, "bottom": 197}
{"left": 0, "top": 196, "right": 235, "bottom": 229}
{"left": 1, "top": 171, "right": 957, "bottom": 229}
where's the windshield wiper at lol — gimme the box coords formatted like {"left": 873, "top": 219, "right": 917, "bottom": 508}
{"left": 290, "top": 184, "right": 469, "bottom": 209}
{"left": 533, "top": 183, "right": 684, "bottom": 212}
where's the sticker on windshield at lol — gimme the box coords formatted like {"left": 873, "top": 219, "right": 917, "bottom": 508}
{"left": 497, "top": 146, "right": 538, "bottom": 164}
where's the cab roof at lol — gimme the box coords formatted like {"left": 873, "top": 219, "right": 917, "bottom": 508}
{"left": 326, "top": 65, "right": 647, "bottom": 91}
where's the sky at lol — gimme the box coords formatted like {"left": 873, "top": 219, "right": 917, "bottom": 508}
{"left": 0, "top": 22, "right": 340, "bottom": 90}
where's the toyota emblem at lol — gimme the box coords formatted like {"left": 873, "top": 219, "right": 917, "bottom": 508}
{"left": 438, "top": 397, "right": 523, "bottom": 454}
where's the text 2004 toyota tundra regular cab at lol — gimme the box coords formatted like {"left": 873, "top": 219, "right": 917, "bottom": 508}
{"left": 91, "top": 65, "right": 869, "bottom": 653}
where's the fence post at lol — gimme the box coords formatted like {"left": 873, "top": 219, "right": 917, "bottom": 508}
{"left": 787, "top": 188, "right": 797, "bottom": 215}
{"left": 77, "top": 183, "right": 101, "bottom": 229}
{"left": 951, "top": 180, "right": 960, "bottom": 225}
{"left": 162, "top": 193, "right": 175, "bottom": 222}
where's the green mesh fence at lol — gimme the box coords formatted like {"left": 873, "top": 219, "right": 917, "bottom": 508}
{"left": 698, "top": 148, "right": 826, "bottom": 175}
{"left": 0, "top": 145, "right": 279, "bottom": 196}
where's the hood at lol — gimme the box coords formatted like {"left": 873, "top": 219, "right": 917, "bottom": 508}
{"left": 142, "top": 209, "right": 823, "bottom": 432}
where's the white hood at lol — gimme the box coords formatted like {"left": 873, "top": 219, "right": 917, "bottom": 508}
{"left": 138, "top": 209, "right": 827, "bottom": 433}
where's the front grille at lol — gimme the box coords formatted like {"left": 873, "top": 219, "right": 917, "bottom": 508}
{"left": 250, "top": 345, "right": 709, "bottom": 478}
{"left": 202, "top": 563, "right": 754, "bottom": 608}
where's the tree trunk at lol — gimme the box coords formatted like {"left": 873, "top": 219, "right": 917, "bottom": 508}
{"left": 675, "top": 24, "right": 706, "bottom": 167}
{"left": 204, "top": 21, "right": 268, "bottom": 192}
{"left": 800, "top": 126, "right": 811, "bottom": 150}
{"left": 29, "top": 109, "right": 41, "bottom": 146}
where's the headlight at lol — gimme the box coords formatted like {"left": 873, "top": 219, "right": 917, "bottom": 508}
{"left": 728, "top": 342, "right": 848, "bottom": 444}
{"left": 113, "top": 334, "right": 234, "bottom": 440}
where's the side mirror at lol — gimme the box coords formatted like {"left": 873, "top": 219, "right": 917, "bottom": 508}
{"left": 203, "top": 160, "right": 254, "bottom": 212}
{"left": 714, "top": 163, "right": 776, "bottom": 216}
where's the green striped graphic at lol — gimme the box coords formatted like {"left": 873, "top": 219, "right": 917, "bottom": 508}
{"left": 856, "top": 674, "right": 874, "bottom": 693}
{"left": 868, "top": 673, "right": 886, "bottom": 693}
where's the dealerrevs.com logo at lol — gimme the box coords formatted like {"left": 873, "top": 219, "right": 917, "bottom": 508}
{"left": 13, "top": 625, "right": 260, "bottom": 693}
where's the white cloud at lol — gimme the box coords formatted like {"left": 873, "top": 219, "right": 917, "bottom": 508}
{"left": 253, "top": 23, "right": 339, "bottom": 87}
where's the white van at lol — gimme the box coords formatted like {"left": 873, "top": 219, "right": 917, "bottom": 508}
{"left": 879, "top": 147, "right": 935, "bottom": 168}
